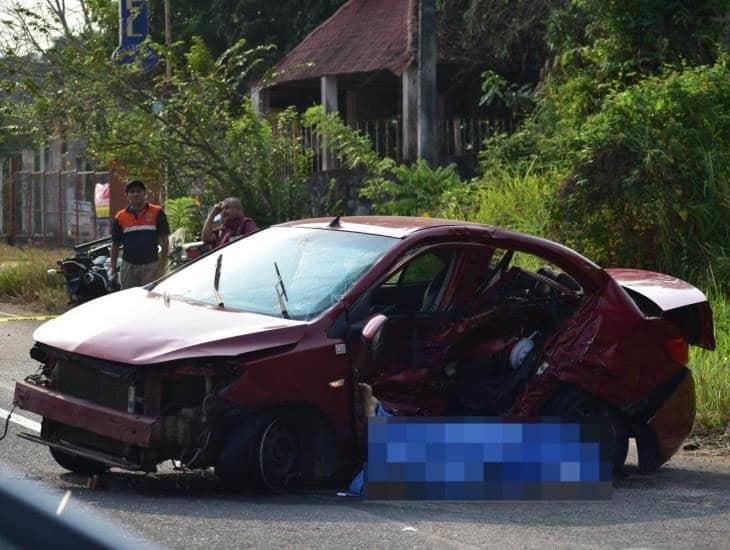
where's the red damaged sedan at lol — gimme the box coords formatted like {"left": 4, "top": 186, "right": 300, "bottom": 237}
{"left": 14, "top": 217, "right": 715, "bottom": 490}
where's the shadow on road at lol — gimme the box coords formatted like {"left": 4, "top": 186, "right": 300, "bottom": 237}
{"left": 54, "top": 457, "right": 730, "bottom": 529}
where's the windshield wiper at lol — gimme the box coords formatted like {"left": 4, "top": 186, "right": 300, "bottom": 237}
{"left": 213, "top": 253, "right": 224, "bottom": 307}
{"left": 274, "top": 261, "right": 290, "bottom": 319}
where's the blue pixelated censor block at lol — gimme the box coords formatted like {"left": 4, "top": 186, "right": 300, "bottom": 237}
{"left": 365, "top": 417, "right": 613, "bottom": 500}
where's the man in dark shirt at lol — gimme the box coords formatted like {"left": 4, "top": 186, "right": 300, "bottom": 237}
{"left": 201, "top": 197, "right": 258, "bottom": 248}
{"left": 110, "top": 180, "right": 170, "bottom": 289}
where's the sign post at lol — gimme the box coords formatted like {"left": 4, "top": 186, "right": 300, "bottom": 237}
{"left": 113, "top": 0, "right": 156, "bottom": 68}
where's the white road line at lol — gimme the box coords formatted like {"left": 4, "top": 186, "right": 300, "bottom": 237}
{"left": 0, "top": 407, "right": 41, "bottom": 433}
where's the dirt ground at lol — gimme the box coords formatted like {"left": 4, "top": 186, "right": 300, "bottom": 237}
{"left": 0, "top": 300, "right": 59, "bottom": 317}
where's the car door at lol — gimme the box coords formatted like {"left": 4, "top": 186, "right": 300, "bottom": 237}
{"left": 346, "top": 244, "right": 496, "bottom": 415}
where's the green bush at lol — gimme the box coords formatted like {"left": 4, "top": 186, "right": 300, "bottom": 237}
{"left": 362, "top": 159, "right": 463, "bottom": 217}
{"left": 462, "top": 162, "right": 558, "bottom": 238}
{"left": 555, "top": 61, "right": 730, "bottom": 279}
{"left": 166, "top": 197, "right": 206, "bottom": 241}
{"left": 304, "top": 107, "right": 464, "bottom": 217}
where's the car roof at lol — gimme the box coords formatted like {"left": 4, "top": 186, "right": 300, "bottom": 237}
{"left": 275, "top": 216, "right": 606, "bottom": 291}
{"left": 276, "top": 216, "right": 488, "bottom": 239}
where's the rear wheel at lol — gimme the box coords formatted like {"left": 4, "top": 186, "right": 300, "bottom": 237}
{"left": 541, "top": 386, "right": 629, "bottom": 472}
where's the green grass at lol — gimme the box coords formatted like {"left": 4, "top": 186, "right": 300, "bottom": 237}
{"left": 692, "top": 287, "right": 730, "bottom": 432}
{"left": 0, "top": 244, "right": 69, "bottom": 313}
{"left": 470, "top": 163, "right": 559, "bottom": 239}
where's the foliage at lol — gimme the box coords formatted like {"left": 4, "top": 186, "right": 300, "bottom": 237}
{"left": 362, "top": 159, "right": 463, "bottom": 217}
{"left": 479, "top": 69, "right": 535, "bottom": 128}
{"left": 475, "top": 0, "right": 730, "bottom": 285}
{"left": 466, "top": 162, "right": 557, "bottom": 238}
{"left": 146, "top": 0, "right": 347, "bottom": 61}
{"left": 302, "top": 105, "right": 381, "bottom": 172}
{"left": 1, "top": 25, "right": 317, "bottom": 226}
{"left": 693, "top": 284, "right": 730, "bottom": 431}
{"left": 555, "top": 62, "right": 730, "bottom": 278}
{"left": 165, "top": 196, "right": 205, "bottom": 240}
{"left": 438, "top": 0, "right": 560, "bottom": 83}
{"left": 303, "top": 106, "right": 463, "bottom": 217}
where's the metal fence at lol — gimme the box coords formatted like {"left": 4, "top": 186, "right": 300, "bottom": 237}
{"left": 0, "top": 158, "right": 111, "bottom": 247}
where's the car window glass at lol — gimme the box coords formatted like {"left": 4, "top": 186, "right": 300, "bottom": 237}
{"left": 368, "top": 249, "right": 456, "bottom": 315}
{"left": 154, "top": 227, "right": 398, "bottom": 320}
{"left": 400, "top": 253, "right": 446, "bottom": 284}
{"left": 483, "top": 248, "right": 583, "bottom": 295}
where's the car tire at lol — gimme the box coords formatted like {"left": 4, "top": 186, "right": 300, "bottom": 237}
{"left": 41, "top": 419, "right": 108, "bottom": 475}
{"left": 256, "top": 417, "right": 303, "bottom": 492}
{"left": 215, "top": 413, "right": 304, "bottom": 493}
{"left": 541, "top": 385, "right": 629, "bottom": 472}
{"left": 49, "top": 447, "right": 108, "bottom": 476}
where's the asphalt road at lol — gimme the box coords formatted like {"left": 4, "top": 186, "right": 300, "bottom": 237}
{"left": 1, "top": 316, "right": 729, "bottom": 549}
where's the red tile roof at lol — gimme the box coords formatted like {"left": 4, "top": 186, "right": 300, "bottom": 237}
{"left": 270, "top": 0, "right": 416, "bottom": 85}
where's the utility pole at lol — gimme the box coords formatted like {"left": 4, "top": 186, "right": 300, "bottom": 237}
{"left": 163, "top": 0, "right": 172, "bottom": 204}
{"left": 164, "top": 0, "right": 172, "bottom": 79}
{"left": 417, "top": 0, "right": 437, "bottom": 166}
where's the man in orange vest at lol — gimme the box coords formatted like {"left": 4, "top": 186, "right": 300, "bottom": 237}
{"left": 110, "top": 179, "right": 170, "bottom": 289}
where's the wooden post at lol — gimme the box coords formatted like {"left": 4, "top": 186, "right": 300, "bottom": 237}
{"left": 418, "top": 0, "right": 438, "bottom": 165}
{"left": 320, "top": 75, "right": 338, "bottom": 170}
{"left": 0, "top": 157, "right": 4, "bottom": 235}
{"left": 58, "top": 170, "right": 63, "bottom": 247}
{"left": 41, "top": 170, "right": 47, "bottom": 244}
{"left": 21, "top": 149, "right": 33, "bottom": 238}
{"left": 8, "top": 158, "right": 16, "bottom": 245}
{"left": 401, "top": 64, "right": 418, "bottom": 163}
{"left": 74, "top": 170, "right": 81, "bottom": 244}
{"left": 251, "top": 87, "right": 269, "bottom": 116}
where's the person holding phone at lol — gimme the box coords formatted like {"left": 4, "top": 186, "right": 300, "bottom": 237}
{"left": 201, "top": 197, "right": 259, "bottom": 248}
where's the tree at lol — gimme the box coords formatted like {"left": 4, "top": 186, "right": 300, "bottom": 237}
{"left": 0, "top": 0, "right": 317, "bottom": 225}
{"left": 145, "top": 0, "right": 347, "bottom": 62}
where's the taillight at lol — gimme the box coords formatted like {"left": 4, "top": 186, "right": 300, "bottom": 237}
{"left": 665, "top": 337, "right": 689, "bottom": 365}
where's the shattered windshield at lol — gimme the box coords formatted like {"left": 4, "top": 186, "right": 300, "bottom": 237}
{"left": 153, "top": 227, "right": 397, "bottom": 320}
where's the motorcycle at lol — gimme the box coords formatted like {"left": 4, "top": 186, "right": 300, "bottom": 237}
{"left": 168, "top": 227, "right": 212, "bottom": 270}
{"left": 51, "top": 230, "right": 209, "bottom": 306}
{"left": 48, "top": 236, "right": 120, "bottom": 306}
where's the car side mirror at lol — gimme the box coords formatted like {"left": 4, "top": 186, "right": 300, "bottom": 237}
{"left": 362, "top": 313, "right": 388, "bottom": 360}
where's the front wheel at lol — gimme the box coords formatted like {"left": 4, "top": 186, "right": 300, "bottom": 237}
{"left": 257, "top": 417, "right": 303, "bottom": 491}
{"left": 42, "top": 419, "right": 108, "bottom": 475}
{"left": 49, "top": 447, "right": 108, "bottom": 476}
{"left": 215, "top": 413, "right": 305, "bottom": 493}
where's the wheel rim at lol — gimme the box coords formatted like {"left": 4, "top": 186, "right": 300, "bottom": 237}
{"left": 258, "top": 418, "right": 301, "bottom": 490}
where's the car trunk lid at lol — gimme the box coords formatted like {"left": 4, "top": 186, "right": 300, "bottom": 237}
{"left": 606, "top": 268, "right": 715, "bottom": 350}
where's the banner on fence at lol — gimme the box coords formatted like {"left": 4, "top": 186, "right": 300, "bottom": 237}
{"left": 94, "top": 183, "right": 110, "bottom": 218}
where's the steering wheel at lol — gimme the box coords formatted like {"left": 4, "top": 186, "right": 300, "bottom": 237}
{"left": 478, "top": 250, "right": 514, "bottom": 293}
